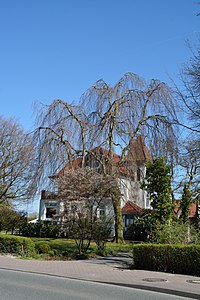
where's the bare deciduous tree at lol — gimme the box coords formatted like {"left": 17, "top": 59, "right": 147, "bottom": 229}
{"left": 34, "top": 72, "right": 179, "bottom": 242}
{"left": 173, "top": 41, "right": 200, "bottom": 200}
{"left": 179, "top": 140, "right": 200, "bottom": 200}
{"left": 0, "top": 115, "right": 35, "bottom": 203}
{"left": 177, "top": 41, "right": 200, "bottom": 133}
{"left": 55, "top": 168, "right": 119, "bottom": 254}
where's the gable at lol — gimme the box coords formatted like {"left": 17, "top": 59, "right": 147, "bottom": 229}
{"left": 122, "top": 201, "right": 143, "bottom": 215}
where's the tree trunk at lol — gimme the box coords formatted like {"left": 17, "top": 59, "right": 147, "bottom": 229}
{"left": 113, "top": 196, "right": 124, "bottom": 243}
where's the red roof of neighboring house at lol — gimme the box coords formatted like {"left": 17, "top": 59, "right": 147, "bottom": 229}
{"left": 174, "top": 201, "right": 197, "bottom": 218}
{"left": 122, "top": 201, "right": 143, "bottom": 215}
{"left": 189, "top": 202, "right": 197, "bottom": 218}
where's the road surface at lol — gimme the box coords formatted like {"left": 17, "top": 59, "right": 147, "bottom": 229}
{"left": 0, "top": 269, "right": 194, "bottom": 300}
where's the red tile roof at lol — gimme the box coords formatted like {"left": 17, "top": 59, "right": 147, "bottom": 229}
{"left": 55, "top": 157, "right": 83, "bottom": 177}
{"left": 189, "top": 202, "right": 197, "bottom": 218}
{"left": 55, "top": 147, "right": 121, "bottom": 177}
{"left": 174, "top": 201, "right": 197, "bottom": 218}
{"left": 54, "top": 136, "right": 151, "bottom": 177}
{"left": 122, "top": 201, "right": 143, "bottom": 215}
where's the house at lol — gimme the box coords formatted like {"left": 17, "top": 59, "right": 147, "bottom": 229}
{"left": 122, "top": 201, "right": 143, "bottom": 235}
{"left": 174, "top": 201, "right": 200, "bottom": 226}
{"left": 38, "top": 135, "right": 152, "bottom": 234}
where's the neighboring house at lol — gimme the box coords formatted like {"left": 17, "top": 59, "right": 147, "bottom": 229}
{"left": 174, "top": 201, "right": 200, "bottom": 226}
{"left": 188, "top": 202, "right": 200, "bottom": 226}
{"left": 39, "top": 135, "right": 152, "bottom": 235}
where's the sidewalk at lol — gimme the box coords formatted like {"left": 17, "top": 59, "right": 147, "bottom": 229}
{"left": 0, "top": 254, "right": 200, "bottom": 299}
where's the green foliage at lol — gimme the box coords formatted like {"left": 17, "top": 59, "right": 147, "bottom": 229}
{"left": 92, "top": 220, "right": 112, "bottom": 253}
{"left": 71, "top": 217, "right": 93, "bottom": 255}
{"left": 0, "top": 204, "right": 27, "bottom": 234}
{"left": 33, "top": 239, "right": 77, "bottom": 258}
{"left": 35, "top": 242, "right": 51, "bottom": 254}
{"left": 127, "top": 209, "right": 159, "bottom": 241}
{"left": 180, "top": 183, "right": 192, "bottom": 222}
{"left": 34, "top": 242, "right": 56, "bottom": 257}
{"left": 132, "top": 244, "right": 200, "bottom": 276}
{"left": 67, "top": 217, "right": 113, "bottom": 255}
{"left": 143, "top": 158, "right": 173, "bottom": 224}
{"left": 0, "top": 234, "right": 36, "bottom": 257}
{"left": 20, "top": 221, "right": 60, "bottom": 238}
{"left": 32, "top": 238, "right": 131, "bottom": 259}
{"left": 151, "top": 222, "right": 200, "bottom": 244}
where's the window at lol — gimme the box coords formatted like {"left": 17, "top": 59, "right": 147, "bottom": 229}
{"left": 123, "top": 214, "right": 135, "bottom": 232}
{"left": 125, "top": 215, "right": 134, "bottom": 227}
{"left": 46, "top": 207, "right": 56, "bottom": 218}
{"left": 99, "top": 208, "right": 105, "bottom": 217}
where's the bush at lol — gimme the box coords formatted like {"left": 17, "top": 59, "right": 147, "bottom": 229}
{"left": 35, "top": 242, "right": 51, "bottom": 254}
{"left": 20, "top": 221, "right": 60, "bottom": 238}
{"left": 132, "top": 244, "right": 200, "bottom": 276}
{"left": 151, "top": 222, "right": 200, "bottom": 244}
{"left": 33, "top": 238, "right": 78, "bottom": 259}
{"left": 92, "top": 220, "right": 112, "bottom": 253}
{"left": 0, "top": 234, "right": 36, "bottom": 257}
{"left": 126, "top": 209, "right": 159, "bottom": 242}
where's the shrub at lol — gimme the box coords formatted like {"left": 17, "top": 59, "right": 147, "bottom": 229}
{"left": 35, "top": 242, "right": 51, "bottom": 254}
{"left": 127, "top": 209, "right": 158, "bottom": 241}
{"left": 20, "top": 221, "right": 60, "bottom": 238}
{"left": 92, "top": 220, "right": 112, "bottom": 253}
{"left": 151, "top": 222, "right": 200, "bottom": 244}
{"left": 132, "top": 244, "right": 200, "bottom": 276}
{"left": 33, "top": 238, "right": 78, "bottom": 258}
{"left": 0, "top": 234, "right": 36, "bottom": 257}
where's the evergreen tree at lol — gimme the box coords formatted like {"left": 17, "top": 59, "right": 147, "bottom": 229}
{"left": 180, "top": 183, "right": 192, "bottom": 223}
{"left": 143, "top": 158, "right": 173, "bottom": 224}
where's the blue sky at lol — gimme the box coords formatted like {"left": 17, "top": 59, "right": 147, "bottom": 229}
{"left": 1, "top": 0, "right": 199, "bottom": 132}
{"left": 0, "top": 0, "right": 199, "bottom": 213}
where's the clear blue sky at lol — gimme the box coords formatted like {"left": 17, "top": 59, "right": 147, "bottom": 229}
{"left": 0, "top": 0, "right": 199, "bottom": 214}
{"left": 1, "top": 0, "right": 199, "bottom": 132}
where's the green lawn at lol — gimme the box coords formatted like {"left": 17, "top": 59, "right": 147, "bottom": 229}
{"left": 31, "top": 237, "right": 132, "bottom": 259}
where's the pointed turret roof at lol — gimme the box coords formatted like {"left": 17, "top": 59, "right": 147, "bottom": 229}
{"left": 128, "top": 135, "right": 152, "bottom": 163}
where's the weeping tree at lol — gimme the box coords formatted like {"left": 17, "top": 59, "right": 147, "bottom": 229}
{"left": 33, "top": 72, "right": 179, "bottom": 243}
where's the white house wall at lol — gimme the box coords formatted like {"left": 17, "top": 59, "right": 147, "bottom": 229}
{"left": 39, "top": 199, "right": 60, "bottom": 221}
{"left": 119, "top": 173, "right": 150, "bottom": 209}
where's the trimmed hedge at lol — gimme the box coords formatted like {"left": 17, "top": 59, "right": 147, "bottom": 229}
{"left": 132, "top": 244, "right": 200, "bottom": 276}
{"left": 0, "top": 234, "right": 36, "bottom": 257}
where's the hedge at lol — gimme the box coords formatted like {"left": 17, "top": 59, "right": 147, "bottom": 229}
{"left": 132, "top": 244, "right": 200, "bottom": 276}
{"left": 0, "top": 234, "right": 36, "bottom": 257}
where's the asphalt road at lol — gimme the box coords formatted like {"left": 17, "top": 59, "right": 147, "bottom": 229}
{"left": 0, "top": 269, "right": 194, "bottom": 300}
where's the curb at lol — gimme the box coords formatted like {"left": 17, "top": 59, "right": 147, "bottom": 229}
{"left": 1, "top": 266, "right": 200, "bottom": 300}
